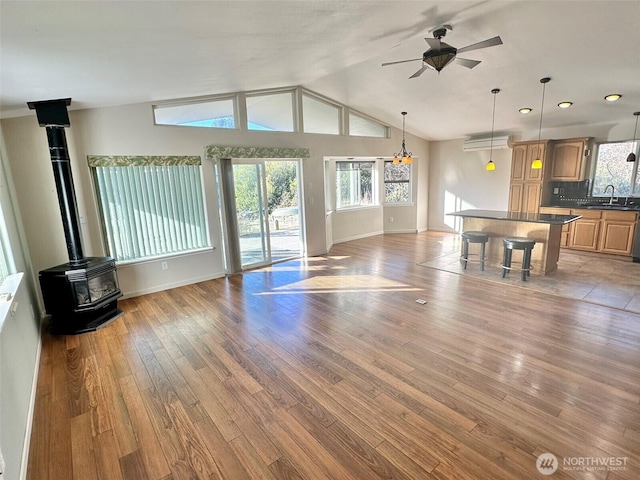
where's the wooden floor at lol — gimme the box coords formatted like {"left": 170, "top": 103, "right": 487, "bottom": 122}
{"left": 27, "top": 232, "right": 640, "bottom": 479}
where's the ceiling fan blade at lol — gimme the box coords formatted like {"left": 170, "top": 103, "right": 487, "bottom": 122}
{"left": 409, "top": 65, "right": 429, "bottom": 78}
{"left": 381, "top": 57, "right": 422, "bottom": 67}
{"left": 456, "top": 36, "right": 503, "bottom": 54}
{"left": 455, "top": 57, "right": 481, "bottom": 69}
{"left": 424, "top": 37, "right": 440, "bottom": 49}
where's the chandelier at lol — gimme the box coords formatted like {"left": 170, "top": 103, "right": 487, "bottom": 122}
{"left": 393, "top": 111, "right": 413, "bottom": 164}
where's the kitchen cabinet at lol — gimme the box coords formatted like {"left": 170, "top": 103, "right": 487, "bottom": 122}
{"left": 540, "top": 207, "right": 638, "bottom": 256}
{"left": 508, "top": 140, "right": 549, "bottom": 213}
{"left": 569, "top": 209, "right": 601, "bottom": 251}
{"left": 539, "top": 207, "right": 571, "bottom": 246}
{"left": 549, "top": 137, "right": 590, "bottom": 181}
{"left": 510, "top": 142, "right": 547, "bottom": 182}
{"left": 599, "top": 210, "right": 637, "bottom": 255}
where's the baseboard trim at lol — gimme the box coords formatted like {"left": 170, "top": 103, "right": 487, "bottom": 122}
{"left": 383, "top": 228, "right": 419, "bottom": 234}
{"left": 20, "top": 321, "right": 43, "bottom": 480}
{"left": 121, "top": 271, "right": 226, "bottom": 299}
{"left": 333, "top": 230, "right": 385, "bottom": 245}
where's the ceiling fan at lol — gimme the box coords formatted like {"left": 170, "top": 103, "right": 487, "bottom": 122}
{"left": 382, "top": 25, "right": 503, "bottom": 78}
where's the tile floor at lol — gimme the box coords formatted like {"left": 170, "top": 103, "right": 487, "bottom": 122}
{"left": 421, "top": 238, "right": 640, "bottom": 314}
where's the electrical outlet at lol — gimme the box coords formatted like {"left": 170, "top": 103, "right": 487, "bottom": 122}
{"left": 161, "top": 261, "right": 168, "bottom": 271}
{"left": 389, "top": 216, "right": 394, "bottom": 223}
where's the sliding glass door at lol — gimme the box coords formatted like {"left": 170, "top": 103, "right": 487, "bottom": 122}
{"left": 233, "top": 161, "right": 271, "bottom": 267}
{"left": 219, "top": 158, "right": 303, "bottom": 271}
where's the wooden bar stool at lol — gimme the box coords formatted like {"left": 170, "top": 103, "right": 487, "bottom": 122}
{"left": 501, "top": 237, "right": 536, "bottom": 281}
{"left": 461, "top": 231, "right": 489, "bottom": 271}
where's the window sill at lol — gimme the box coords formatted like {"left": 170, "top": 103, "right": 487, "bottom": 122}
{"left": 0, "top": 272, "right": 24, "bottom": 333}
{"left": 335, "top": 205, "right": 381, "bottom": 213}
{"left": 116, "top": 246, "right": 216, "bottom": 267}
{"left": 384, "top": 202, "right": 415, "bottom": 207}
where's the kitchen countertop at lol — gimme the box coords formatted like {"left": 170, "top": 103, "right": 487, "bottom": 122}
{"left": 447, "top": 209, "right": 582, "bottom": 224}
{"left": 541, "top": 204, "right": 640, "bottom": 212}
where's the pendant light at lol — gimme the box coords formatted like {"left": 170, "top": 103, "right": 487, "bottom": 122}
{"left": 486, "top": 88, "right": 500, "bottom": 171}
{"left": 531, "top": 77, "right": 550, "bottom": 170}
{"left": 393, "top": 111, "right": 413, "bottom": 164}
{"left": 627, "top": 111, "right": 640, "bottom": 162}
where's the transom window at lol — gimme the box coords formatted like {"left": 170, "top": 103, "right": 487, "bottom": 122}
{"left": 153, "top": 98, "right": 236, "bottom": 128}
{"left": 348, "top": 112, "right": 389, "bottom": 138}
{"left": 246, "top": 91, "right": 295, "bottom": 132}
{"left": 336, "top": 161, "right": 375, "bottom": 209}
{"left": 592, "top": 141, "right": 639, "bottom": 196}
{"left": 302, "top": 93, "right": 341, "bottom": 135}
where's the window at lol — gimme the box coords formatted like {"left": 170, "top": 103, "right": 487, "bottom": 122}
{"left": 592, "top": 141, "right": 639, "bottom": 196}
{"left": 93, "top": 164, "right": 210, "bottom": 262}
{"left": 349, "top": 112, "right": 389, "bottom": 138}
{"left": 246, "top": 91, "right": 295, "bottom": 132}
{"left": 302, "top": 93, "right": 341, "bottom": 134}
{"left": 384, "top": 161, "right": 412, "bottom": 203}
{"left": 0, "top": 229, "right": 11, "bottom": 284}
{"left": 153, "top": 98, "right": 236, "bottom": 128}
{"left": 336, "top": 161, "right": 375, "bottom": 209}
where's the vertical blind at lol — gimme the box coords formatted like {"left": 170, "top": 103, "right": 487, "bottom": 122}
{"left": 95, "top": 165, "right": 210, "bottom": 262}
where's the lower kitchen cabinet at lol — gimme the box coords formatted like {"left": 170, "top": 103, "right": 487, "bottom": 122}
{"left": 568, "top": 209, "right": 601, "bottom": 251}
{"left": 539, "top": 207, "right": 638, "bottom": 256}
{"left": 600, "top": 211, "right": 637, "bottom": 255}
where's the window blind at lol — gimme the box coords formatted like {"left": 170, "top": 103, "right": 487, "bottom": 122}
{"left": 95, "top": 165, "right": 210, "bottom": 262}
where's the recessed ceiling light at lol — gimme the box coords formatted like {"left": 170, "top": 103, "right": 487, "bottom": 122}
{"left": 605, "top": 94, "right": 622, "bottom": 102}
{"left": 558, "top": 102, "right": 573, "bottom": 108}
{"left": 519, "top": 107, "right": 532, "bottom": 114}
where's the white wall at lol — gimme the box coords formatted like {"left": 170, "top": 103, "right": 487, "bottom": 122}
{"left": 428, "top": 139, "right": 511, "bottom": 232}
{"left": 0, "top": 126, "right": 42, "bottom": 480}
{"left": 0, "top": 101, "right": 430, "bottom": 299}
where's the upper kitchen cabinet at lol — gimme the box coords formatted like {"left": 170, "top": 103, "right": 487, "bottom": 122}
{"left": 508, "top": 140, "right": 549, "bottom": 213}
{"left": 510, "top": 141, "right": 549, "bottom": 182}
{"left": 549, "top": 137, "right": 591, "bottom": 181}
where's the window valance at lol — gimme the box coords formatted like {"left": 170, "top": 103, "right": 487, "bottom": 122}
{"left": 87, "top": 155, "right": 202, "bottom": 167}
{"left": 204, "top": 145, "right": 310, "bottom": 160}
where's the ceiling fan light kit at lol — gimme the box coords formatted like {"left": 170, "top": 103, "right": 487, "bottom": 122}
{"left": 382, "top": 25, "right": 503, "bottom": 78}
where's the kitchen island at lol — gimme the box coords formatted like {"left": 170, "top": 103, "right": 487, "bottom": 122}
{"left": 447, "top": 209, "right": 582, "bottom": 274}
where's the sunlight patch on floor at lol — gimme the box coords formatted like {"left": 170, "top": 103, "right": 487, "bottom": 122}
{"left": 254, "top": 274, "right": 421, "bottom": 295}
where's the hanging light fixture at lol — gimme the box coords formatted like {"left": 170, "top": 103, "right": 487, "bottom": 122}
{"left": 393, "top": 111, "right": 413, "bottom": 164}
{"left": 627, "top": 111, "right": 640, "bottom": 162}
{"left": 486, "top": 88, "right": 500, "bottom": 171}
{"left": 531, "top": 77, "right": 551, "bottom": 170}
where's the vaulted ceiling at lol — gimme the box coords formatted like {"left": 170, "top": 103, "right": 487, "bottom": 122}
{"left": 1, "top": 1, "right": 639, "bottom": 141}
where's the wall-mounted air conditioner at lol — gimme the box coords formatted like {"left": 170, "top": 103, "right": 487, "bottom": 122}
{"left": 462, "top": 134, "right": 513, "bottom": 152}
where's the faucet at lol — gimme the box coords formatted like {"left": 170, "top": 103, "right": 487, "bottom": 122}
{"left": 604, "top": 184, "right": 615, "bottom": 205}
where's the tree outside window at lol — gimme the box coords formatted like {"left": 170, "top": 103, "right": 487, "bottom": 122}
{"left": 384, "top": 161, "right": 411, "bottom": 203}
{"left": 592, "top": 141, "right": 639, "bottom": 196}
{"left": 336, "top": 161, "right": 374, "bottom": 209}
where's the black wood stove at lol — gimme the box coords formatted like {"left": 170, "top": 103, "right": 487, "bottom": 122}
{"left": 29, "top": 98, "right": 123, "bottom": 335}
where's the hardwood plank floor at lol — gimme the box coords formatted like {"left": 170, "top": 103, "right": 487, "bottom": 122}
{"left": 27, "top": 232, "right": 640, "bottom": 479}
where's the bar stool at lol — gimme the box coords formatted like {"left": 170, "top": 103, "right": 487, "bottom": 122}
{"left": 501, "top": 237, "right": 536, "bottom": 281}
{"left": 461, "top": 231, "right": 489, "bottom": 271}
